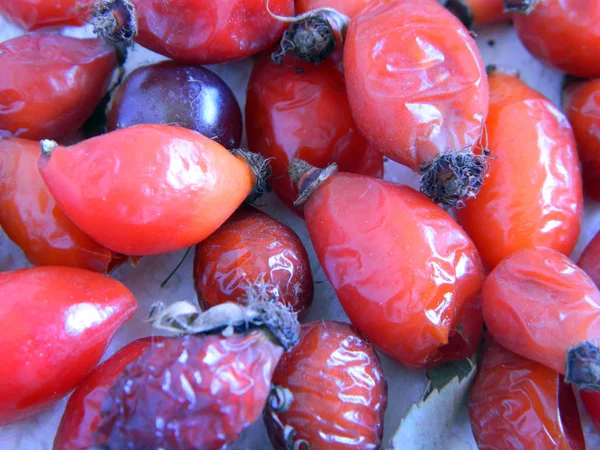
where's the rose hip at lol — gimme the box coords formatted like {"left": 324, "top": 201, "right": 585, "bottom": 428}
{"left": 107, "top": 62, "right": 242, "bottom": 149}
{"left": 0, "top": 0, "right": 94, "bottom": 30}
{"left": 193, "top": 207, "right": 313, "bottom": 319}
{"left": 579, "top": 231, "right": 600, "bottom": 289}
{"left": 264, "top": 320, "right": 387, "bottom": 449}
{"left": 445, "top": 0, "right": 509, "bottom": 29}
{"left": 482, "top": 247, "right": 600, "bottom": 391}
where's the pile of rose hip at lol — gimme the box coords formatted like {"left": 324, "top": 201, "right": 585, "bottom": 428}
{"left": 1, "top": 0, "right": 600, "bottom": 448}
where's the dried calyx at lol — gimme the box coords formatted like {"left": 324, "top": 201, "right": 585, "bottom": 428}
{"left": 503, "top": 0, "right": 539, "bottom": 14}
{"left": 420, "top": 149, "right": 491, "bottom": 210}
{"left": 566, "top": 341, "right": 600, "bottom": 392}
{"left": 91, "top": 0, "right": 138, "bottom": 52}
{"left": 268, "top": 5, "right": 350, "bottom": 66}
{"left": 149, "top": 288, "right": 299, "bottom": 351}
{"left": 230, "top": 148, "right": 272, "bottom": 202}
{"left": 289, "top": 158, "right": 338, "bottom": 207}
{"left": 444, "top": 0, "right": 475, "bottom": 30}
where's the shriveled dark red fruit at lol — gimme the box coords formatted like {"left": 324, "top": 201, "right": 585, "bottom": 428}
{"left": 470, "top": 337, "right": 585, "bottom": 449}
{"left": 264, "top": 320, "right": 387, "bottom": 449}
{"left": 93, "top": 299, "right": 300, "bottom": 449}
{"left": 0, "top": 33, "right": 117, "bottom": 141}
{"left": 579, "top": 231, "right": 600, "bottom": 289}
{"left": 92, "top": 0, "right": 294, "bottom": 64}
{"left": 107, "top": 62, "right": 242, "bottom": 149}
{"left": 193, "top": 207, "right": 313, "bottom": 319}
{"left": 246, "top": 51, "right": 383, "bottom": 215}
{"left": 581, "top": 390, "right": 600, "bottom": 433}
{"left": 53, "top": 337, "right": 168, "bottom": 450}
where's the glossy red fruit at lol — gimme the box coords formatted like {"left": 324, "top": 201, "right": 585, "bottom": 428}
{"left": 0, "top": 33, "right": 118, "bottom": 141}
{"left": 509, "top": 0, "right": 600, "bottom": 78}
{"left": 106, "top": 62, "right": 243, "bottom": 149}
{"left": 482, "top": 247, "right": 600, "bottom": 391}
{"left": 53, "top": 337, "right": 167, "bottom": 450}
{"left": 579, "top": 231, "right": 600, "bottom": 289}
{"left": 0, "top": 0, "right": 93, "bottom": 30}
{"left": 0, "top": 266, "right": 137, "bottom": 426}
{"left": 293, "top": 163, "right": 485, "bottom": 368}
{"left": 563, "top": 78, "right": 600, "bottom": 201}
{"left": 193, "top": 207, "right": 313, "bottom": 319}
{"left": 93, "top": 300, "right": 299, "bottom": 449}
{"left": 455, "top": 70, "right": 582, "bottom": 270}
{"left": 0, "top": 138, "right": 125, "bottom": 272}
{"left": 296, "top": 0, "right": 371, "bottom": 17}
{"left": 580, "top": 390, "right": 600, "bottom": 433}
{"left": 246, "top": 52, "right": 383, "bottom": 214}
{"left": 92, "top": 0, "right": 293, "bottom": 64}
{"left": 470, "top": 337, "right": 585, "bottom": 450}
{"left": 264, "top": 320, "right": 387, "bottom": 449}
{"left": 38, "top": 124, "right": 269, "bottom": 256}
{"left": 445, "top": 0, "right": 509, "bottom": 29}
{"left": 344, "top": 0, "right": 489, "bottom": 208}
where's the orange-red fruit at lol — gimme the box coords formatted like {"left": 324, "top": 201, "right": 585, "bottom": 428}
{"left": 302, "top": 171, "right": 485, "bottom": 368}
{"left": 246, "top": 52, "right": 383, "bottom": 215}
{"left": 296, "top": 0, "right": 371, "bottom": 17}
{"left": 470, "top": 338, "right": 585, "bottom": 450}
{"left": 344, "top": 0, "right": 488, "bottom": 169}
{"left": 446, "top": 0, "right": 510, "bottom": 28}
{"left": 193, "top": 208, "right": 313, "bottom": 319}
{"left": 0, "top": 267, "right": 137, "bottom": 425}
{"left": 0, "top": 33, "right": 117, "bottom": 140}
{"left": 53, "top": 337, "right": 166, "bottom": 450}
{"left": 39, "top": 124, "right": 261, "bottom": 256}
{"left": 0, "top": 0, "right": 93, "bottom": 30}
{"left": 579, "top": 231, "right": 600, "bottom": 289}
{"left": 264, "top": 320, "right": 387, "bottom": 449}
{"left": 482, "top": 247, "right": 600, "bottom": 382}
{"left": 455, "top": 71, "right": 582, "bottom": 270}
{"left": 512, "top": 0, "right": 600, "bottom": 78}
{"left": 563, "top": 78, "right": 600, "bottom": 201}
{"left": 0, "top": 138, "right": 125, "bottom": 272}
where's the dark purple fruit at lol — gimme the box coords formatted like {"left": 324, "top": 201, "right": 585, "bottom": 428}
{"left": 107, "top": 62, "right": 243, "bottom": 149}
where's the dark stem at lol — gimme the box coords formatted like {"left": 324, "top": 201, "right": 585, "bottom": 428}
{"left": 160, "top": 246, "right": 192, "bottom": 288}
{"left": 566, "top": 341, "right": 600, "bottom": 392}
{"left": 231, "top": 149, "right": 272, "bottom": 202}
{"left": 270, "top": 8, "right": 349, "bottom": 66}
{"left": 91, "top": 0, "right": 138, "bottom": 52}
{"left": 503, "top": 0, "right": 539, "bottom": 14}
{"left": 419, "top": 149, "right": 491, "bottom": 210}
{"left": 445, "top": 0, "right": 474, "bottom": 30}
{"left": 289, "top": 159, "right": 337, "bottom": 207}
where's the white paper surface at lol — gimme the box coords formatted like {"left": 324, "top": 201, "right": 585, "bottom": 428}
{"left": 1, "top": 14, "right": 600, "bottom": 450}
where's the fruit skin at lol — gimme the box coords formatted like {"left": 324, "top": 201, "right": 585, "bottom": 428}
{"left": 482, "top": 247, "right": 600, "bottom": 378}
{"left": 303, "top": 172, "right": 485, "bottom": 368}
{"left": 98, "top": 0, "right": 294, "bottom": 64}
{"left": 580, "top": 390, "right": 600, "bottom": 433}
{"left": 246, "top": 52, "right": 383, "bottom": 214}
{"left": 94, "top": 331, "right": 284, "bottom": 449}
{"left": 193, "top": 207, "right": 313, "bottom": 319}
{"left": 563, "top": 78, "right": 600, "bottom": 201}
{"left": 38, "top": 124, "right": 260, "bottom": 256}
{"left": 0, "top": 0, "right": 93, "bottom": 30}
{"left": 344, "top": 0, "right": 488, "bottom": 170}
{"left": 579, "top": 231, "right": 600, "bottom": 289}
{"left": 264, "top": 320, "right": 387, "bottom": 450}
{"left": 53, "top": 337, "right": 167, "bottom": 450}
{"left": 469, "top": 337, "right": 585, "bottom": 450}
{"left": 445, "top": 0, "right": 509, "bottom": 28}
{"left": 0, "top": 266, "right": 137, "bottom": 426}
{"left": 455, "top": 71, "right": 582, "bottom": 271}
{"left": 0, "top": 138, "right": 125, "bottom": 273}
{"left": 296, "top": 0, "right": 372, "bottom": 17}
{"left": 107, "top": 62, "right": 242, "bottom": 150}
{"left": 512, "top": 0, "right": 600, "bottom": 78}
{"left": 0, "top": 33, "right": 118, "bottom": 141}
